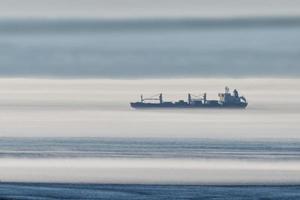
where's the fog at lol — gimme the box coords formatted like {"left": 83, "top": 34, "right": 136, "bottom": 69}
{"left": 0, "top": 78, "right": 299, "bottom": 184}
{"left": 1, "top": 158, "right": 300, "bottom": 184}
{"left": 1, "top": 0, "right": 300, "bottom": 19}
{"left": 0, "top": 78, "right": 299, "bottom": 139}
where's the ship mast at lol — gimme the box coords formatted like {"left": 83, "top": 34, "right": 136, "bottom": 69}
{"left": 159, "top": 93, "right": 163, "bottom": 104}
{"left": 225, "top": 86, "right": 230, "bottom": 94}
{"left": 188, "top": 93, "right": 192, "bottom": 104}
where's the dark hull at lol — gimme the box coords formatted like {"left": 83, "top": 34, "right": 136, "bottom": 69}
{"left": 130, "top": 102, "right": 248, "bottom": 109}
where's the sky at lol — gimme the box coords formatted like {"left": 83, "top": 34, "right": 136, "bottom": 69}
{"left": 1, "top": 0, "right": 300, "bottom": 19}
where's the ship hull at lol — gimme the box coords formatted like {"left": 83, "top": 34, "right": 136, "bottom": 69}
{"left": 130, "top": 102, "right": 247, "bottom": 109}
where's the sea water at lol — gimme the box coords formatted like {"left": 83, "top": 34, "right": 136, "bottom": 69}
{"left": 0, "top": 18, "right": 300, "bottom": 77}
{"left": 0, "top": 19, "right": 300, "bottom": 199}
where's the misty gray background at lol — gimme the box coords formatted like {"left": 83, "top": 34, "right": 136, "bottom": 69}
{"left": 0, "top": 0, "right": 300, "bottom": 78}
{"left": 1, "top": 18, "right": 300, "bottom": 78}
{"left": 0, "top": 0, "right": 300, "bottom": 19}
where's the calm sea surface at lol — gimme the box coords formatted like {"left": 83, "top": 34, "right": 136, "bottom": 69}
{"left": 1, "top": 183, "right": 300, "bottom": 200}
{"left": 0, "top": 18, "right": 300, "bottom": 77}
{"left": 1, "top": 137, "right": 300, "bottom": 199}
{"left": 0, "top": 137, "right": 300, "bottom": 160}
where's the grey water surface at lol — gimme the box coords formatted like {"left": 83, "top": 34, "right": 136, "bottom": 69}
{"left": 0, "top": 18, "right": 300, "bottom": 78}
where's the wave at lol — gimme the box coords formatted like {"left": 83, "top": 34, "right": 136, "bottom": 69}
{"left": 1, "top": 137, "right": 300, "bottom": 160}
{"left": 1, "top": 183, "right": 299, "bottom": 199}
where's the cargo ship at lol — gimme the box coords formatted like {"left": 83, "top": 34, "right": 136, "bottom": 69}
{"left": 130, "top": 87, "right": 248, "bottom": 109}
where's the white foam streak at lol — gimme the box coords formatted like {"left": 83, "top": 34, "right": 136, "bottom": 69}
{"left": 1, "top": 158, "right": 300, "bottom": 170}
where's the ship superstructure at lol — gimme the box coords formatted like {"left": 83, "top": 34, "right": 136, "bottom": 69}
{"left": 130, "top": 87, "right": 248, "bottom": 109}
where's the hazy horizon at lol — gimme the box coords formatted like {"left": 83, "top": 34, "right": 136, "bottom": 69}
{"left": 0, "top": 78, "right": 298, "bottom": 138}
{"left": 1, "top": 16, "right": 300, "bottom": 78}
